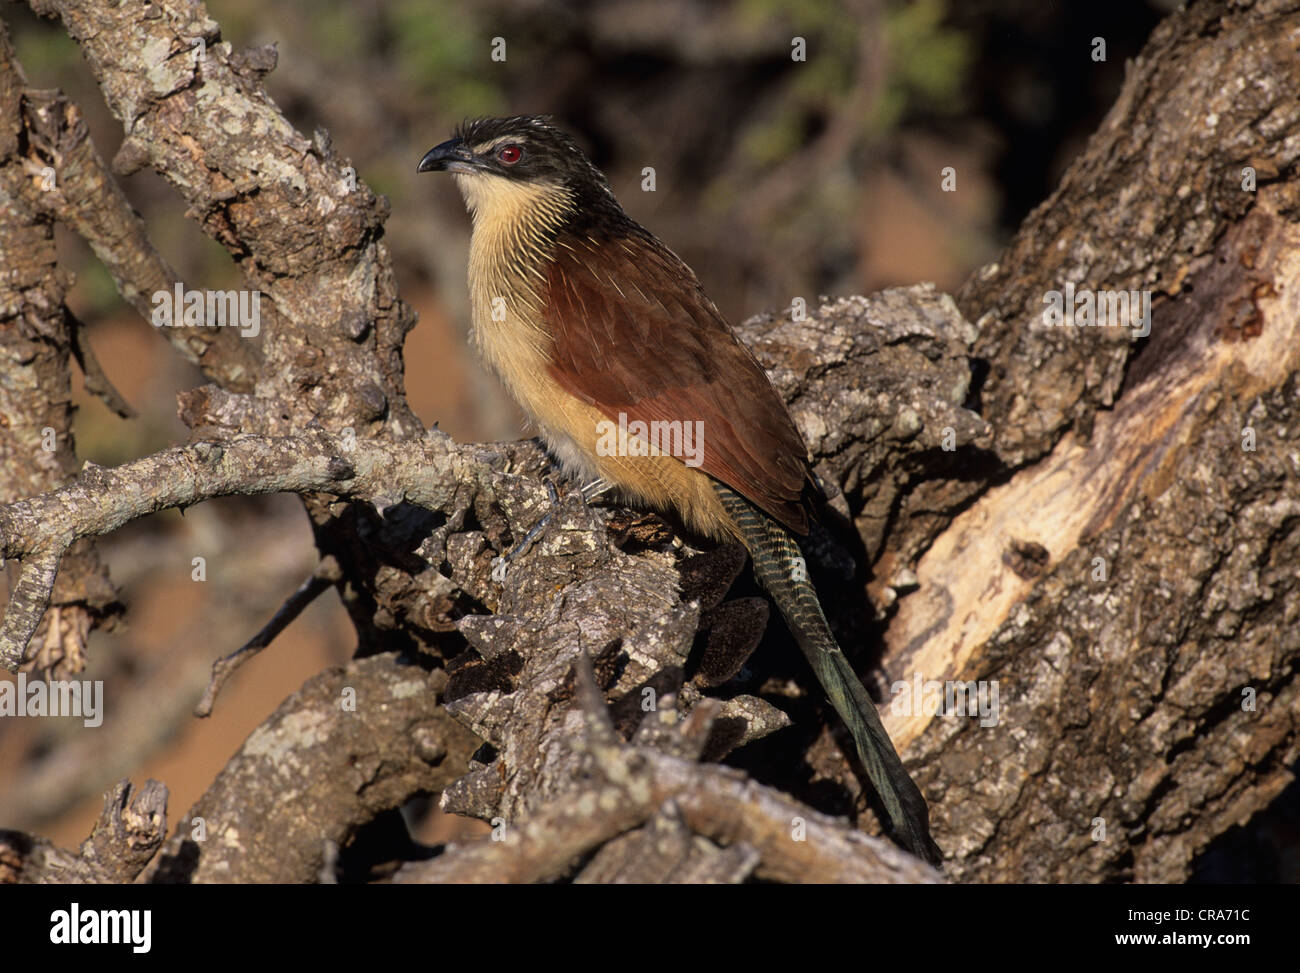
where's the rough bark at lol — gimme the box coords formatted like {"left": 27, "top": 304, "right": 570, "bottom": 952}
{"left": 0, "top": 779, "right": 168, "bottom": 883}
{"left": 148, "top": 654, "right": 480, "bottom": 884}
{"left": 0, "top": 24, "right": 123, "bottom": 676}
{"left": 882, "top": 0, "right": 1300, "bottom": 882}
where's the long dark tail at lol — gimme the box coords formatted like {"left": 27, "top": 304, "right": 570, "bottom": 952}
{"left": 715, "top": 483, "right": 942, "bottom": 866}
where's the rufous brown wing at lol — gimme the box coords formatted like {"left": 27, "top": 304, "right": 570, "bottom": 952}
{"left": 542, "top": 223, "right": 813, "bottom": 534}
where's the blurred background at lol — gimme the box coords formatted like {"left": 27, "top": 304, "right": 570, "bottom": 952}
{"left": 20, "top": 0, "right": 1288, "bottom": 879}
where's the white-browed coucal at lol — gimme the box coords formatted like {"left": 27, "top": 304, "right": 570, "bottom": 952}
{"left": 418, "top": 115, "right": 941, "bottom": 865}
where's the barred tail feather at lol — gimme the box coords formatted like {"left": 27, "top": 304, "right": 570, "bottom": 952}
{"left": 715, "top": 483, "right": 942, "bottom": 866}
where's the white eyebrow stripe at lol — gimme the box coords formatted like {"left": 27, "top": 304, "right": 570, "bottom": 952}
{"left": 470, "top": 136, "right": 519, "bottom": 154}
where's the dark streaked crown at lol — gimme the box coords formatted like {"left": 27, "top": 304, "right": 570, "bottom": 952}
{"left": 454, "top": 115, "right": 617, "bottom": 202}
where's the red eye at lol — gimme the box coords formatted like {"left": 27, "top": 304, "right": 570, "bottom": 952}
{"left": 497, "top": 144, "right": 522, "bottom": 165}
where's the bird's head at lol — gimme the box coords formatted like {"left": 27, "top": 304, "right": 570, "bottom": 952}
{"left": 418, "top": 115, "right": 618, "bottom": 225}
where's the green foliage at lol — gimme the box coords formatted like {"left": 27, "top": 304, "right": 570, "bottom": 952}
{"left": 363, "top": 162, "right": 402, "bottom": 205}
{"left": 9, "top": 21, "right": 81, "bottom": 78}
{"left": 876, "top": 0, "right": 971, "bottom": 130}
{"left": 389, "top": 0, "right": 504, "bottom": 118}
{"left": 309, "top": 2, "right": 369, "bottom": 62}
{"left": 739, "top": 0, "right": 843, "bottom": 34}
{"left": 78, "top": 262, "right": 120, "bottom": 319}
{"left": 738, "top": 111, "right": 805, "bottom": 169}
{"left": 734, "top": 0, "right": 971, "bottom": 170}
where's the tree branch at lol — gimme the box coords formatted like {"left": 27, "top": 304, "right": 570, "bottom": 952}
{"left": 0, "top": 429, "right": 522, "bottom": 670}
{"left": 194, "top": 555, "right": 343, "bottom": 717}
{"left": 148, "top": 654, "right": 481, "bottom": 884}
{"left": 0, "top": 20, "right": 258, "bottom": 391}
{"left": 396, "top": 657, "right": 941, "bottom": 884}
{"left": 0, "top": 778, "right": 168, "bottom": 884}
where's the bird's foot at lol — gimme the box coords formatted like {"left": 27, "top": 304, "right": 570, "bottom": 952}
{"left": 490, "top": 477, "right": 612, "bottom": 583}
{"left": 576, "top": 477, "right": 613, "bottom": 505}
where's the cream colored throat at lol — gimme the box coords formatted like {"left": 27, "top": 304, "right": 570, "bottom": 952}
{"left": 454, "top": 170, "right": 567, "bottom": 422}
{"left": 453, "top": 172, "right": 572, "bottom": 281}
{"left": 454, "top": 170, "right": 571, "bottom": 352}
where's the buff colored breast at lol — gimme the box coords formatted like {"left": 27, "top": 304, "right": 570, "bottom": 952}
{"left": 454, "top": 171, "right": 735, "bottom": 539}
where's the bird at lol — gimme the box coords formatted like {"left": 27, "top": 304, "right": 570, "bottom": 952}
{"left": 418, "top": 115, "right": 941, "bottom": 865}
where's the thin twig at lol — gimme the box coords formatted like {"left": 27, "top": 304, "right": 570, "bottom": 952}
{"left": 66, "top": 308, "right": 136, "bottom": 419}
{"left": 195, "top": 555, "right": 343, "bottom": 717}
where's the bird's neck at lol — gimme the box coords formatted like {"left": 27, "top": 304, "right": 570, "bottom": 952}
{"left": 453, "top": 174, "right": 572, "bottom": 395}
{"left": 455, "top": 173, "right": 572, "bottom": 298}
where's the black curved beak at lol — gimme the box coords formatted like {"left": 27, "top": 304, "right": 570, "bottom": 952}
{"left": 417, "top": 138, "right": 478, "bottom": 174}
